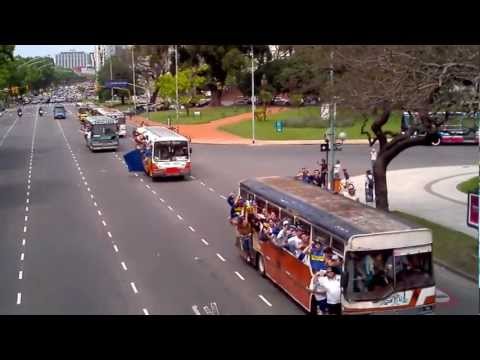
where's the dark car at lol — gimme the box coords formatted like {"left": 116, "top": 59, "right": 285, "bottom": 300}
{"left": 53, "top": 105, "right": 67, "bottom": 119}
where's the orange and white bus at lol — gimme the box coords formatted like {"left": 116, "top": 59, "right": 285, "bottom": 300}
{"left": 234, "top": 177, "right": 436, "bottom": 315}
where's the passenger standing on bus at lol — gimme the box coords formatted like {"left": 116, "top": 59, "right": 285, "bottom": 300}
{"left": 309, "top": 270, "right": 328, "bottom": 315}
{"left": 287, "top": 227, "right": 303, "bottom": 253}
{"left": 318, "top": 267, "right": 342, "bottom": 315}
{"left": 304, "top": 238, "right": 327, "bottom": 272}
{"left": 275, "top": 220, "right": 290, "bottom": 246}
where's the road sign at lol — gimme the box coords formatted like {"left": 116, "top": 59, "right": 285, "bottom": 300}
{"left": 467, "top": 192, "right": 478, "bottom": 229}
{"left": 274, "top": 120, "right": 284, "bottom": 133}
{"left": 105, "top": 80, "right": 129, "bottom": 89}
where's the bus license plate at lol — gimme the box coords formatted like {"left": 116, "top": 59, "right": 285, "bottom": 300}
{"left": 166, "top": 168, "right": 180, "bottom": 174}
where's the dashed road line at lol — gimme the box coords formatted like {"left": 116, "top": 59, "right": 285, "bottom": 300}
{"left": 258, "top": 295, "right": 272, "bottom": 307}
{"left": 201, "top": 238, "right": 209, "bottom": 246}
{"left": 94, "top": 202, "right": 98, "bottom": 207}
{"left": 188, "top": 226, "right": 196, "bottom": 232}
{"left": 121, "top": 262, "right": 128, "bottom": 271}
{"left": 167, "top": 205, "right": 174, "bottom": 211}
{"left": 97, "top": 210, "right": 102, "bottom": 216}
{"left": 21, "top": 239, "right": 25, "bottom": 246}
{"left": 216, "top": 253, "right": 226, "bottom": 262}
{"left": 220, "top": 195, "right": 227, "bottom": 200}
{"left": 25, "top": 206, "right": 29, "bottom": 212}
{"left": 130, "top": 282, "right": 138, "bottom": 294}
{"left": 152, "top": 190, "right": 157, "bottom": 195}
{"left": 200, "top": 182, "right": 206, "bottom": 186}
{"left": 24, "top": 216, "right": 28, "bottom": 222}
{"left": 177, "top": 214, "right": 183, "bottom": 221}
{"left": 234, "top": 271, "right": 245, "bottom": 281}
{"left": 192, "top": 305, "right": 201, "bottom": 315}
{"left": 102, "top": 220, "right": 107, "bottom": 227}
{"left": 20, "top": 253, "right": 24, "bottom": 261}
{"left": 160, "top": 198, "right": 165, "bottom": 203}
{"left": 209, "top": 187, "right": 215, "bottom": 192}
{"left": 143, "top": 308, "right": 149, "bottom": 315}
{"left": 113, "top": 244, "right": 119, "bottom": 252}
{"left": 190, "top": 175, "right": 196, "bottom": 179}
{"left": 23, "top": 226, "right": 27, "bottom": 233}
{"left": 18, "top": 271, "right": 23, "bottom": 280}
{"left": 16, "top": 292, "right": 21, "bottom": 305}
{"left": 107, "top": 231, "right": 112, "bottom": 238}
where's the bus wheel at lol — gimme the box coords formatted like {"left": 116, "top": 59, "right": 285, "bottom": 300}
{"left": 431, "top": 138, "right": 441, "bottom": 146}
{"left": 257, "top": 254, "right": 266, "bottom": 277}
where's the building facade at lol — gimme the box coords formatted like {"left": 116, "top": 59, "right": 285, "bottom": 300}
{"left": 55, "top": 50, "right": 91, "bottom": 69}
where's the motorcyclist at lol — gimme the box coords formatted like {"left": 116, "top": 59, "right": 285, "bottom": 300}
{"left": 38, "top": 106, "right": 44, "bottom": 116}
{"left": 17, "top": 107, "right": 22, "bottom": 117}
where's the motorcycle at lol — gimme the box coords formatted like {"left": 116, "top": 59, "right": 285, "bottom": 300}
{"left": 17, "top": 110, "right": 22, "bottom": 117}
{"left": 39, "top": 109, "right": 44, "bottom": 116}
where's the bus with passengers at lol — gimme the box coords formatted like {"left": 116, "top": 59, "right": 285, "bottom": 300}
{"left": 134, "top": 126, "right": 192, "bottom": 180}
{"left": 231, "top": 176, "right": 436, "bottom": 315}
{"left": 91, "top": 107, "right": 127, "bottom": 137}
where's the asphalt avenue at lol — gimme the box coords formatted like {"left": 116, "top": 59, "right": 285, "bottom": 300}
{"left": 0, "top": 104, "right": 477, "bottom": 315}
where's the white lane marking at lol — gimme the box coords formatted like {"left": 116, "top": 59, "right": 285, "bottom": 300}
{"left": 177, "top": 214, "right": 183, "bottom": 220}
{"left": 18, "top": 271, "right": 23, "bottom": 280}
{"left": 146, "top": 185, "right": 151, "bottom": 189}
{"left": 436, "top": 289, "right": 451, "bottom": 303}
{"left": 201, "top": 238, "right": 209, "bottom": 246}
{"left": 258, "top": 295, "right": 272, "bottom": 307}
{"left": 216, "top": 253, "right": 226, "bottom": 262}
{"left": 134, "top": 173, "right": 139, "bottom": 177}
{"left": 235, "top": 271, "right": 245, "bottom": 281}
{"left": 22, "top": 239, "right": 26, "bottom": 246}
{"left": 24, "top": 216, "right": 28, "bottom": 222}
{"left": 16, "top": 292, "right": 21, "bottom": 305}
{"left": 87, "top": 187, "right": 91, "bottom": 192}
{"left": 82, "top": 177, "right": 86, "bottom": 181}
{"left": 113, "top": 244, "right": 119, "bottom": 252}
{"left": 190, "top": 175, "right": 196, "bottom": 179}
{"left": 26, "top": 198, "right": 29, "bottom": 204}
{"left": 121, "top": 262, "right": 128, "bottom": 271}
{"left": 209, "top": 187, "right": 215, "bottom": 192}
{"left": 80, "top": 172, "right": 83, "bottom": 176}
{"left": 160, "top": 198, "right": 165, "bottom": 203}
{"left": 90, "top": 194, "right": 94, "bottom": 199}
{"left": 98, "top": 210, "right": 102, "bottom": 216}
{"left": 27, "top": 185, "right": 30, "bottom": 190}
{"left": 188, "top": 226, "right": 196, "bottom": 232}
{"left": 102, "top": 220, "right": 107, "bottom": 227}
{"left": 20, "top": 253, "right": 24, "bottom": 261}
{"left": 167, "top": 205, "right": 173, "bottom": 211}
{"left": 26, "top": 192, "right": 29, "bottom": 196}
{"left": 23, "top": 226, "right": 27, "bottom": 233}
{"left": 152, "top": 190, "right": 157, "bottom": 195}
{"left": 192, "top": 305, "right": 201, "bottom": 315}
{"left": 200, "top": 182, "right": 206, "bottom": 186}
{"left": 220, "top": 195, "right": 227, "bottom": 200}
{"left": 143, "top": 308, "right": 149, "bottom": 315}
{"left": 130, "top": 282, "right": 138, "bottom": 294}
{"left": 84, "top": 182, "right": 88, "bottom": 186}
{"left": 25, "top": 206, "right": 29, "bottom": 212}
{"left": 107, "top": 231, "right": 112, "bottom": 238}
{"left": 27, "top": 180, "right": 30, "bottom": 184}
{"left": 140, "top": 178, "right": 144, "bottom": 182}
{"left": 94, "top": 202, "right": 98, "bottom": 207}
{"left": 0, "top": 116, "right": 20, "bottom": 148}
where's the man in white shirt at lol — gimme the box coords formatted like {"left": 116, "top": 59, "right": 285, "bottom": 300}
{"left": 370, "top": 147, "right": 377, "bottom": 170}
{"left": 287, "top": 227, "right": 303, "bottom": 254}
{"left": 318, "top": 267, "right": 341, "bottom": 315}
{"left": 309, "top": 270, "right": 327, "bottom": 315}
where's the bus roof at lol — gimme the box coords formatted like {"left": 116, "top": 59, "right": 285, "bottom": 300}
{"left": 85, "top": 116, "right": 118, "bottom": 125}
{"left": 143, "top": 126, "right": 189, "bottom": 142}
{"left": 241, "top": 177, "right": 421, "bottom": 240}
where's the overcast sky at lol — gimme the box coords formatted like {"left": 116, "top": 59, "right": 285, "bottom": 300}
{"left": 15, "top": 45, "right": 95, "bottom": 58}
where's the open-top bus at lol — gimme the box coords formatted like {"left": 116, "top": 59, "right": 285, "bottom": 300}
{"left": 234, "top": 177, "right": 436, "bottom": 315}
{"left": 138, "top": 126, "right": 192, "bottom": 180}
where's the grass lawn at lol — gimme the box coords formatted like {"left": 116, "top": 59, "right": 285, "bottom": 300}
{"left": 220, "top": 106, "right": 402, "bottom": 140}
{"left": 147, "top": 106, "right": 250, "bottom": 125}
{"left": 457, "top": 176, "right": 479, "bottom": 194}
{"left": 393, "top": 211, "right": 477, "bottom": 278}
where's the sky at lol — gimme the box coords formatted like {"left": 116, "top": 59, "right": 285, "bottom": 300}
{"left": 14, "top": 45, "right": 95, "bottom": 58}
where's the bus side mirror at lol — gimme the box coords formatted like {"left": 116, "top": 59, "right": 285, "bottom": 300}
{"left": 341, "top": 272, "right": 349, "bottom": 289}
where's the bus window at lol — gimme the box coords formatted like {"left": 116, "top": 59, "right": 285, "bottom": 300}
{"left": 312, "top": 226, "right": 331, "bottom": 247}
{"left": 280, "top": 209, "right": 294, "bottom": 225}
{"left": 247, "top": 192, "right": 255, "bottom": 201}
{"left": 255, "top": 196, "right": 266, "bottom": 211}
{"left": 294, "top": 218, "right": 311, "bottom": 236}
{"left": 332, "top": 237, "right": 345, "bottom": 254}
{"left": 267, "top": 202, "right": 280, "bottom": 218}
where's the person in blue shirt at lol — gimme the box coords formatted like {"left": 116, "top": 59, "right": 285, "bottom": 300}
{"left": 303, "top": 238, "right": 327, "bottom": 273}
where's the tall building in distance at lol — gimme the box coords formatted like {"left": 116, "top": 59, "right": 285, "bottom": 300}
{"left": 55, "top": 50, "right": 91, "bottom": 69}
{"left": 94, "top": 45, "right": 132, "bottom": 72}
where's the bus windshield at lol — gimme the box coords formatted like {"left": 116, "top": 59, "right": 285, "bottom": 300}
{"left": 345, "top": 249, "right": 434, "bottom": 301}
{"left": 92, "top": 124, "right": 118, "bottom": 137}
{"left": 153, "top": 141, "right": 189, "bottom": 161}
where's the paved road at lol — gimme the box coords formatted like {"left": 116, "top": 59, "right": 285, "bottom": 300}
{"left": 0, "top": 104, "right": 477, "bottom": 314}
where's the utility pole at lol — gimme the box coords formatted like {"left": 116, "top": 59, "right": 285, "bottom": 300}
{"left": 109, "top": 52, "right": 114, "bottom": 101}
{"left": 328, "top": 50, "right": 336, "bottom": 191}
{"left": 131, "top": 46, "right": 137, "bottom": 112}
{"left": 175, "top": 45, "right": 179, "bottom": 126}
{"left": 251, "top": 45, "right": 255, "bottom": 144}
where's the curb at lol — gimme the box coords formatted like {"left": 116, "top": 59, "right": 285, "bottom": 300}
{"left": 433, "top": 258, "right": 477, "bottom": 283}
{"left": 190, "top": 139, "right": 371, "bottom": 145}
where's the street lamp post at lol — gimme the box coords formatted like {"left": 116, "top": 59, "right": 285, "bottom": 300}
{"left": 131, "top": 46, "right": 137, "bottom": 113}
{"left": 328, "top": 51, "right": 336, "bottom": 191}
{"left": 110, "top": 57, "right": 114, "bottom": 101}
{"left": 251, "top": 45, "right": 255, "bottom": 145}
{"left": 175, "top": 45, "right": 179, "bottom": 127}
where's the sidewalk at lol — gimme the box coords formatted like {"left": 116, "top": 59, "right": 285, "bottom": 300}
{"left": 348, "top": 165, "right": 478, "bottom": 237}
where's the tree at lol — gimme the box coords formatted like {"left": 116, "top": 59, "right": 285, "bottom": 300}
{"left": 182, "top": 45, "right": 271, "bottom": 106}
{"left": 97, "top": 56, "right": 133, "bottom": 101}
{"left": 325, "top": 45, "right": 480, "bottom": 210}
{"left": 156, "top": 64, "right": 208, "bottom": 116}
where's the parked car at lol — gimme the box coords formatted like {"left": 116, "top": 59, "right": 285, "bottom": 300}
{"left": 195, "top": 98, "right": 211, "bottom": 107}
{"left": 233, "top": 96, "right": 250, "bottom": 105}
{"left": 271, "top": 96, "right": 290, "bottom": 106}
{"left": 303, "top": 95, "right": 320, "bottom": 106}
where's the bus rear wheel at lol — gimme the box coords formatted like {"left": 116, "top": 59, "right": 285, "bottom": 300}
{"left": 257, "top": 253, "right": 266, "bottom": 277}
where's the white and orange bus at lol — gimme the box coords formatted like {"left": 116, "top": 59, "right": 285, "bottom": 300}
{"left": 234, "top": 177, "right": 436, "bottom": 315}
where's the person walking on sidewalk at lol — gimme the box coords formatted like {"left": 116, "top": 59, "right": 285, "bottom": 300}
{"left": 317, "top": 159, "right": 328, "bottom": 188}
{"left": 370, "top": 148, "right": 377, "bottom": 170}
{"left": 333, "top": 160, "right": 342, "bottom": 194}
{"left": 365, "top": 169, "right": 375, "bottom": 203}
